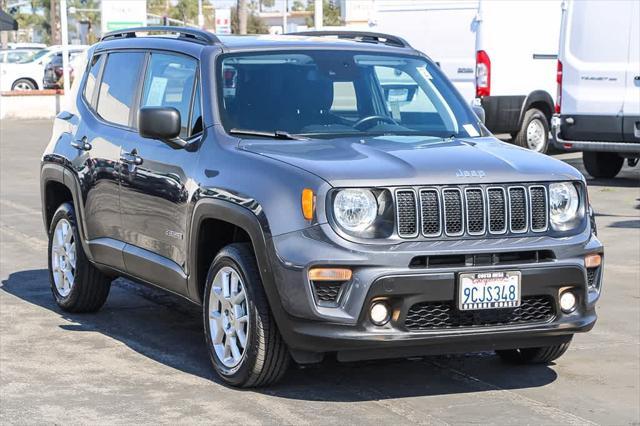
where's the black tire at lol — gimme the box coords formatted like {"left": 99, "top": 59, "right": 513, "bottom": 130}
{"left": 48, "top": 203, "right": 111, "bottom": 312}
{"left": 11, "top": 78, "right": 37, "bottom": 91}
{"left": 496, "top": 339, "right": 572, "bottom": 364}
{"left": 203, "top": 243, "right": 290, "bottom": 387}
{"left": 583, "top": 151, "right": 624, "bottom": 178}
{"left": 514, "top": 108, "right": 550, "bottom": 153}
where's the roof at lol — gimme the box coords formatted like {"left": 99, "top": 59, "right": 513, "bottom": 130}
{"left": 96, "top": 28, "right": 421, "bottom": 58}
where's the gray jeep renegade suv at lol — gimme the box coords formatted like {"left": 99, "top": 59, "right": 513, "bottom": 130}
{"left": 40, "top": 27, "right": 604, "bottom": 387}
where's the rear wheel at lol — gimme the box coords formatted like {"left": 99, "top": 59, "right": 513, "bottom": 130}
{"left": 514, "top": 108, "right": 549, "bottom": 153}
{"left": 583, "top": 151, "right": 624, "bottom": 178}
{"left": 203, "top": 243, "right": 290, "bottom": 387}
{"left": 48, "top": 203, "right": 111, "bottom": 312}
{"left": 496, "top": 339, "right": 572, "bottom": 364}
{"left": 11, "top": 78, "right": 36, "bottom": 91}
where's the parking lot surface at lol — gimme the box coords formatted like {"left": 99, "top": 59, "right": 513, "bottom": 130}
{"left": 1, "top": 119, "right": 639, "bottom": 424}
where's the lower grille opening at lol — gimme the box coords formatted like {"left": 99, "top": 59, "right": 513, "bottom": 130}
{"left": 405, "top": 295, "right": 556, "bottom": 330}
{"left": 312, "top": 281, "right": 344, "bottom": 306}
{"left": 587, "top": 267, "right": 600, "bottom": 290}
{"left": 409, "top": 250, "right": 555, "bottom": 269}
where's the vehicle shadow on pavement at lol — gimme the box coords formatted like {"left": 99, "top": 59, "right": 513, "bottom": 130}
{"left": 2, "top": 269, "right": 558, "bottom": 400}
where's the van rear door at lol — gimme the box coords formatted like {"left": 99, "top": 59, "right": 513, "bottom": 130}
{"left": 622, "top": 0, "right": 640, "bottom": 143}
{"left": 559, "top": 0, "right": 630, "bottom": 142}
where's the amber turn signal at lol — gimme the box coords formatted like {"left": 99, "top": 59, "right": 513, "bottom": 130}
{"left": 308, "top": 268, "right": 352, "bottom": 282}
{"left": 584, "top": 253, "right": 602, "bottom": 268}
{"left": 301, "top": 188, "right": 315, "bottom": 221}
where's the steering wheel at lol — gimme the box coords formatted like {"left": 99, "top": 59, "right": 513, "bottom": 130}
{"left": 353, "top": 115, "right": 399, "bottom": 130}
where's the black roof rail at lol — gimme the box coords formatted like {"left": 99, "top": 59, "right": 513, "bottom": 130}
{"left": 286, "top": 30, "right": 411, "bottom": 49}
{"left": 101, "top": 26, "right": 220, "bottom": 45}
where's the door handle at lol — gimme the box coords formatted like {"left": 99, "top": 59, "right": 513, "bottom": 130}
{"left": 70, "top": 136, "right": 91, "bottom": 151}
{"left": 120, "top": 150, "right": 143, "bottom": 166}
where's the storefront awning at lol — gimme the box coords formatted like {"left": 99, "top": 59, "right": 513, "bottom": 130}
{"left": 0, "top": 10, "right": 18, "bottom": 32}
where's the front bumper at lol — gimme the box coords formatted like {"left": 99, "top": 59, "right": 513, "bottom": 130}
{"left": 267, "top": 223, "right": 603, "bottom": 362}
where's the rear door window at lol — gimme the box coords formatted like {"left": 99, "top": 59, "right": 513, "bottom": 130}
{"left": 96, "top": 52, "right": 145, "bottom": 127}
{"left": 140, "top": 53, "right": 198, "bottom": 138}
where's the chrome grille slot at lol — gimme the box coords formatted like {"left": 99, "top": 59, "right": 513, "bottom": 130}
{"left": 443, "top": 189, "right": 464, "bottom": 236}
{"left": 487, "top": 187, "right": 507, "bottom": 234}
{"left": 419, "top": 189, "right": 441, "bottom": 237}
{"left": 465, "top": 188, "right": 485, "bottom": 235}
{"left": 396, "top": 189, "right": 418, "bottom": 237}
{"left": 508, "top": 187, "right": 528, "bottom": 233}
{"left": 529, "top": 186, "right": 548, "bottom": 232}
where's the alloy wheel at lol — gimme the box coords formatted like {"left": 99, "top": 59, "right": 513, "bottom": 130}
{"left": 51, "top": 218, "right": 77, "bottom": 297}
{"left": 208, "top": 266, "right": 250, "bottom": 368}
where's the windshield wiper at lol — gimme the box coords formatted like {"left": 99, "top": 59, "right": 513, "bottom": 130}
{"left": 229, "top": 129, "right": 306, "bottom": 140}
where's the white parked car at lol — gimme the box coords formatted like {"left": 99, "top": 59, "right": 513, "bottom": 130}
{"left": 551, "top": 0, "right": 640, "bottom": 178}
{"left": 0, "top": 45, "right": 87, "bottom": 91}
{"left": 369, "top": 0, "right": 562, "bottom": 153}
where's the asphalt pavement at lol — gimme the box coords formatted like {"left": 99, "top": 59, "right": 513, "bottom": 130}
{"left": 1, "top": 119, "right": 639, "bottom": 424}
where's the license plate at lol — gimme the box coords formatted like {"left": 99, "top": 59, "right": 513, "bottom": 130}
{"left": 459, "top": 271, "right": 521, "bottom": 311}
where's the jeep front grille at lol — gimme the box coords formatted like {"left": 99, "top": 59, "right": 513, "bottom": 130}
{"left": 405, "top": 295, "right": 555, "bottom": 330}
{"left": 395, "top": 184, "right": 549, "bottom": 239}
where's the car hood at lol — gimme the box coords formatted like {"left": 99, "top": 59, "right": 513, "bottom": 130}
{"left": 239, "top": 135, "right": 583, "bottom": 187}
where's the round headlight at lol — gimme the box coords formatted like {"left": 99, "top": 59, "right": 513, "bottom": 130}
{"left": 333, "top": 189, "right": 378, "bottom": 232}
{"left": 549, "top": 182, "right": 580, "bottom": 229}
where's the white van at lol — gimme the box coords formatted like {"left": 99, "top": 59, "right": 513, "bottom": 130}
{"left": 551, "top": 0, "right": 640, "bottom": 178}
{"left": 369, "top": 0, "right": 562, "bottom": 152}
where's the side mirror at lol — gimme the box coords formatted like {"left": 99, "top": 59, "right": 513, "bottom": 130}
{"left": 472, "top": 104, "right": 486, "bottom": 124}
{"left": 139, "top": 106, "right": 187, "bottom": 149}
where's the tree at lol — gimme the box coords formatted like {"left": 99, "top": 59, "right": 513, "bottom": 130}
{"left": 231, "top": 5, "right": 268, "bottom": 34}
{"left": 305, "top": 0, "right": 342, "bottom": 27}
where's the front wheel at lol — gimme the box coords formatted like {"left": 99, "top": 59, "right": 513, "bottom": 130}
{"left": 203, "top": 243, "right": 290, "bottom": 387}
{"left": 583, "top": 151, "right": 624, "bottom": 178}
{"left": 514, "top": 108, "right": 549, "bottom": 153}
{"left": 496, "top": 339, "right": 572, "bottom": 364}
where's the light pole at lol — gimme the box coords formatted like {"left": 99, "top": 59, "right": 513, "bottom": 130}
{"left": 314, "top": 0, "right": 322, "bottom": 30}
{"left": 60, "top": 0, "right": 70, "bottom": 103}
{"left": 198, "top": 0, "right": 204, "bottom": 28}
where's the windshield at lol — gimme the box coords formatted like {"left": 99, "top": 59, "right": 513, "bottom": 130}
{"left": 19, "top": 48, "right": 49, "bottom": 63}
{"left": 217, "top": 50, "right": 483, "bottom": 139}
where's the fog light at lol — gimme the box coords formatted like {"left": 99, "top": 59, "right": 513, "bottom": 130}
{"left": 560, "top": 291, "right": 577, "bottom": 313}
{"left": 370, "top": 301, "right": 390, "bottom": 326}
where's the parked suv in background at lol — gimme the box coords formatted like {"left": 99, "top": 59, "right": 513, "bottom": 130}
{"left": 0, "top": 45, "right": 87, "bottom": 91}
{"left": 41, "top": 27, "right": 604, "bottom": 387}
{"left": 551, "top": 0, "right": 639, "bottom": 177}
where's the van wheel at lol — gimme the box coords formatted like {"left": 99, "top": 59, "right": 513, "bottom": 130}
{"left": 203, "top": 243, "right": 290, "bottom": 387}
{"left": 496, "top": 339, "right": 572, "bottom": 364}
{"left": 48, "top": 203, "right": 112, "bottom": 312}
{"left": 11, "top": 78, "right": 36, "bottom": 91}
{"left": 514, "top": 108, "right": 549, "bottom": 153}
{"left": 583, "top": 152, "right": 624, "bottom": 178}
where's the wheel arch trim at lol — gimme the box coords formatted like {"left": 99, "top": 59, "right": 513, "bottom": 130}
{"left": 518, "top": 90, "right": 554, "bottom": 127}
{"left": 188, "top": 198, "right": 280, "bottom": 306}
{"left": 41, "top": 162, "right": 94, "bottom": 261}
